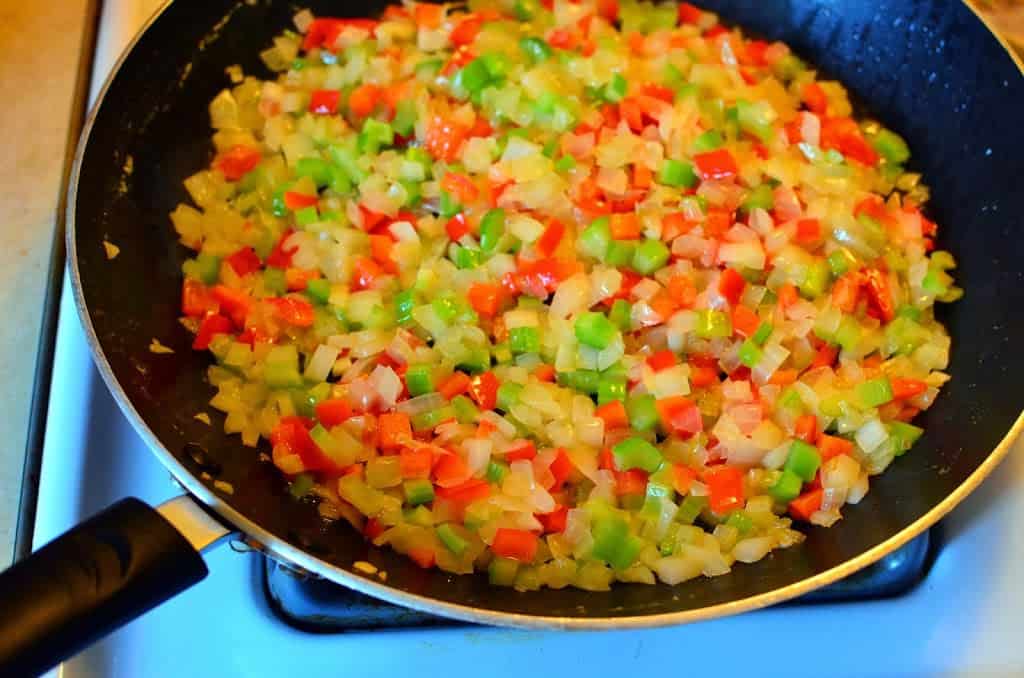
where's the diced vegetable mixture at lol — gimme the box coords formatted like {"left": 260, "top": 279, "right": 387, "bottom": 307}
{"left": 172, "top": 0, "right": 959, "bottom": 590}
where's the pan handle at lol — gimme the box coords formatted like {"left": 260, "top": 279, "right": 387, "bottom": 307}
{"left": 0, "top": 495, "right": 231, "bottom": 676}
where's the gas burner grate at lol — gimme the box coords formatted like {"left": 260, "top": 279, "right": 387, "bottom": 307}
{"left": 264, "top": 530, "right": 933, "bottom": 632}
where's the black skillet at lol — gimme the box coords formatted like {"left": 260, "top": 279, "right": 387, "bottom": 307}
{"left": 1, "top": 0, "right": 1022, "bottom": 674}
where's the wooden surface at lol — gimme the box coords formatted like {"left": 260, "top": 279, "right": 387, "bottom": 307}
{"left": 0, "top": 0, "right": 93, "bottom": 564}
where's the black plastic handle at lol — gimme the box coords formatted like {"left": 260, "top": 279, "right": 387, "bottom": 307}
{"left": 0, "top": 497, "right": 208, "bottom": 676}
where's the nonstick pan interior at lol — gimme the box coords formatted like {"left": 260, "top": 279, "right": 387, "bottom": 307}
{"left": 69, "top": 0, "right": 1024, "bottom": 625}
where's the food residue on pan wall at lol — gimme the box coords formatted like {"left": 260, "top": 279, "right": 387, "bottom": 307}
{"left": 213, "top": 480, "right": 235, "bottom": 495}
{"left": 103, "top": 240, "right": 120, "bottom": 259}
{"left": 148, "top": 338, "right": 174, "bottom": 354}
{"left": 194, "top": 412, "right": 212, "bottom": 425}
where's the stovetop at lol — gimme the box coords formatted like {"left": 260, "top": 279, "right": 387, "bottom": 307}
{"left": 31, "top": 0, "right": 1024, "bottom": 675}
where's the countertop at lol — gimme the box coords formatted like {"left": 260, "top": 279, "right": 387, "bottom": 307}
{"left": 0, "top": 0, "right": 94, "bottom": 564}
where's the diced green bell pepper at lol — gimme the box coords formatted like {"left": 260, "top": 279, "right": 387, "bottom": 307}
{"left": 575, "top": 311, "right": 617, "bottom": 349}
{"left": 658, "top": 159, "right": 698, "bottom": 188}
{"left": 608, "top": 299, "right": 632, "bottom": 331}
{"left": 405, "top": 364, "right": 435, "bottom": 396}
{"left": 742, "top": 183, "right": 774, "bottom": 212}
{"left": 613, "top": 437, "right": 663, "bottom": 472}
{"left": 451, "top": 395, "right": 480, "bottom": 424}
{"left": 489, "top": 556, "right": 519, "bottom": 585}
{"left": 889, "top": 421, "right": 924, "bottom": 456}
{"left": 579, "top": 216, "right": 611, "bottom": 260}
{"left": 871, "top": 129, "right": 910, "bottom": 165}
{"left": 509, "top": 326, "right": 541, "bottom": 354}
{"left": 693, "top": 129, "right": 724, "bottom": 153}
{"left": 632, "top": 239, "right": 670, "bottom": 275}
{"left": 626, "top": 394, "right": 660, "bottom": 432}
{"left": 785, "top": 440, "right": 821, "bottom": 482}
{"left": 561, "top": 369, "right": 600, "bottom": 395}
{"left": 738, "top": 339, "right": 762, "bottom": 368}
{"left": 436, "top": 523, "right": 468, "bottom": 555}
{"left": 857, "top": 377, "right": 894, "bottom": 408}
{"left": 479, "top": 208, "right": 506, "bottom": 252}
{"left": 519, "top": 36, "right": 552, "bottom": 63}
{"left": 605, "top": 240, "right": 635, "bottom": 267}
{"left": 497, "top": 382, "right": 523, "bottom": 411}
{"left": 695, "top": 310, "right": 732, "bottom": 339}
{"left": 597, "top": 375, "right": 627, "bottom": 405}
{"left": 404, "top": 478, "right": 435, "bottom": 506}
{"left": 768, "top": 468, "right": 803, "bottom": 502}
{"left": 263, "top": 267, "right": 287, "bottom": 295}
{"left": 590, "top": 515, "right": 642, "bottom": 570}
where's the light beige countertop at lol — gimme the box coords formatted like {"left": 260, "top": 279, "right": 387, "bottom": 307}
{"left": 0, "top": 0, "right": 93, "bottom": 564}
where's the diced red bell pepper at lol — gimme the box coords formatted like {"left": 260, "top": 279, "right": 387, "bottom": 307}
{"left": 438, "top": 372, "right": 472, "bottom": 400}
{"left": 440, "top": 172, "right": 478, "bottom": 204}
{"left": 399, "top": 446, "right": 433, "bottom": 479}
{"left": 831, "top": 273, "right": 862, "bottom": 313}
{"left": 702, "top": 465, "right": 745, "bottom": 514}
{"left": 412, "top": 2, "right": 443, "bottom": 27}
{"left": 348, "top": 83, "right": 381, "bottom": 118}
{"left": 309, "top": 89, "right": 341, "bottom": 115}
{"left": 614, "top": 469, "right": 649, "bottom": 496}
{"left": 795, "top": 218, "right": 822, "bottom": 246}
{"left": 182, "top": 279, "right": 218, "bottom": 317}
{"left": 548, "top": 449, "right": 573, "bottom": 490}
{"left": 285, "top": 267, "right": 321, "bottom": 292}
{"left": 491, "top": 528, "right": 538, "bottom": 562}
{"left": 609, "top": 213, "right": 642, "bottom": 240}
{"left": 425, "top": 115, "right": 469, "bottom": 162}
{"left": 192, "top": 313, "right": 233, "bottom": 350}
{"left": 718, "top": 267, "right": 746, "bottom": 306}
{"left": 315, "top": 399, "right": 353, "bottom": 427}
{"left": 595, "top": 400, "right": 629, "bottom": 429}
{"left": 645, "top": 349, "right": 677, "bottom": 372}
{"left": 214, "top": 145, "right": 262, "bottom": 181}
{"left": 378, "top": 412, "right": 412, "bottom": 451}
{"left": 504, "top": 441, "right": 537, "bottom": 462}
{"left": 435, "top": 478, "right": 492, "bottom": 503}
{"left": 267, "top": 296, "right": 315, "bottom": 327}
{"left": 802, "top": 82, "right": 828, "bottom": 116}
{"left": 794, "top": 413, "right": 819, "bottom": 444}
{"left": 535, "top": 219, "right": 565, "bottom": 257}
{"left": 226, "top": 247, "right": 261, "bottom": 276}
{"left": 689, "top": 365, "right": 718, "bottom": 388}
{"left": 211, "top": 285, "right": 251, "bottom": 327}
{"left": 656, "top": 396, "right": 703, "bottom": 437}
{"left": 514, "top": 257, "right": 582, "bottom": 298}
{"left": 862, "top": 268, "right": 896, "bottom": 322}
{"left": 891, "top": 378, "right": 928, "bottom": 400}
{"left": 407, "top": 547, "right": 436, "bottom": 569}
{"left": 266, "top": 230, "right": 297, "bottom": 269}
{"left": 468, "top": 371, "right": 499, "bottom": 410}
{"left": 811, "top": 343, "right": 839, "bottom": 369}
{"left": 731, "top": 305, "right": 760, "bottom": 338}
{"left": 467, "top": 282, "right": 503, "bottom": 318}
{"left": 672, "top": 464, "right": 697, "bottom": 494}
{"left": 821, "top": 117, "right": 879, "bottom": 166}
{"left": 538, "top": 505, "right": 569, "bottom": 534}
{"left": 363, "top": 517, "right": 385, "bottom": 540}
{"left": 303, "top": 18, "right": 379, "bottom": 51}
{"left": 445, "top": 212, "right": 471, "bottom": 241}
{"left": 694, "top": 149, "right": 739, "bottom": 181}
{"left": 450, "top": 15, "right": 483, "bottom": 46}
{"left": 789, "top": 488, "right": 823, "bottom": 521}
{"left": 678, "top": 2, "right": 702, "bottom": 24}
{"left": 284, "top": 191, "right": 318, "bottom": 210}
{"left": 704, "top": 208, "right": 734, "bottom": 237}
{"left": 817, "top": 433, "right": 854, "bottom": 461}
{"left": 351, "top": 256, "right": 383, "bottom": 291}
{"left": 433, "top": 453, "right": 471, "bottom": 486}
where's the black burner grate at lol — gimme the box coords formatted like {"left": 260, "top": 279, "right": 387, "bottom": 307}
{"left": 264, "top": 530, "right": 933, "bottom": 632}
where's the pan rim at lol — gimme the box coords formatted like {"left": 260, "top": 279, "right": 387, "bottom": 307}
{"left": 65, "top": 0, "right": 1024, "bottom": 630}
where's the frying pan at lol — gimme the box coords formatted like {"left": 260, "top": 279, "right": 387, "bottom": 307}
{"left": 2, "top": 0, "right": 1023, "bottom": 673}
